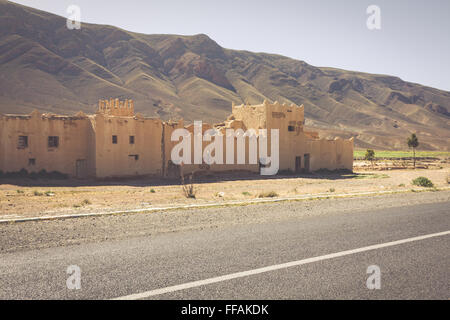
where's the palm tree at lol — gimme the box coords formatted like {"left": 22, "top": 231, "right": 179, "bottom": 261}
{"left": 407, "top": 133, "right": 419, "bottom": 169}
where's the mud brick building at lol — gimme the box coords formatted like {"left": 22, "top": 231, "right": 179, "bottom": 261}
{"left": 0, "top": 99, "right": 353, "bottom": 178}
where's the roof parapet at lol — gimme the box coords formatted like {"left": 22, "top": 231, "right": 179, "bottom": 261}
{"left": 98, "top": 98, "right": 134, "bottom": 116}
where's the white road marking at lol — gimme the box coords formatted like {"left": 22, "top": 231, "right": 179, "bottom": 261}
{"left": 112, "top": 230, "right": 450, "bottom": 300}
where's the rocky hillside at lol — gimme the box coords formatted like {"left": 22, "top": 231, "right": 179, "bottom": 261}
{"left": 1, "top": 0, "right": 449, "bottom": 150}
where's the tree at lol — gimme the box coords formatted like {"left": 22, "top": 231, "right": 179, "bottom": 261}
{"left": 364, "top": 149, "right": 376, "bottom": 169}
{"left": 407, "top": 133, "right": 419, "bottom": 169}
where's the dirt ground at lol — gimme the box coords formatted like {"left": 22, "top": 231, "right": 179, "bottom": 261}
{"left": 1, "top": 161, "right": 449, "bottom": 219}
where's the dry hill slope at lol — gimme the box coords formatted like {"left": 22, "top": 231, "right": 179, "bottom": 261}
{"left": 0, "top": 1, "right": 449, "bottom": 150}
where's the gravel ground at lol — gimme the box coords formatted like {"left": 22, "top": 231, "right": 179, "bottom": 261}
{"left": 1, "top": 190, "right": 449, "bottom": 254}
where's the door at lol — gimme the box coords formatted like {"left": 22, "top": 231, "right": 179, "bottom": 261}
{"left": 295, "top": 156, "right": 301, "bottom": 173}
{"left": 304, "top": 154, "right": 310, "bottom": 173}
{"left": 76, "top": 159, "right": 88, "bottom": 179}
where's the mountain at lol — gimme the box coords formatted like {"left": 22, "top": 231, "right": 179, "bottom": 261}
{"left": 0, "top": 0, "right": 449, "bottom": 150}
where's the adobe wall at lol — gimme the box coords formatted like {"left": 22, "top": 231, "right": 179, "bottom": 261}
{"left": 0, "top": 99, "right": 354, "bottom": 179}
{"left": 305, "top": 138, "right": 354, "bottom": 171}
{"left": 178, "top": 121, "right": 260, "bottom": 176}
{"left": 93, "top": 113, "right": 163, "bottom": 178}
{"left": 0, "top": 111, "right": 95, "bottom": 177}
{"left": 228, "top": 100, "right": 354, "bottom": 173}
{"left": 162, "top": 120, "right": 185, "bottom": 178}
{"left": 264, "top": 101, "right": 306, "bottom": 171}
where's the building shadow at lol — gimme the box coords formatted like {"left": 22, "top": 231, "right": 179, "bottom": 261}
{"left": 0, "top": 169, "right": 361, "bottom": 188}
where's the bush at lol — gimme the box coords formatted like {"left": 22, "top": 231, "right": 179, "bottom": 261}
{"left": 258, "top": 191, "right": 279, "bottom": 198}
{"left": 181, "top": 173, "right": 196, "bottom": 199}
{"left": 364, "top": 149, "right": 376, "bottom": 168}
{"left": 412, "top": 177, "right": 434, "bottom": 188}
{"left": 150, "top": 189, "right": 156, "bottom": 193}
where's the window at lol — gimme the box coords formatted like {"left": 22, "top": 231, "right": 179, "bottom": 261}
{"left": 129, "top": 155, "right": 139, "bottom": 161}
{"left": 288, "top": 125, "right": 295, "bottom": 132}
{"left": 129, "top": 136, "right": 135, "bottom": 144}
{"left": 112, "top": 135, "right": 118, "bottom": 144}
{"left": 48, "top": 136, "right": 59, "bottom": 148}
{"left": 18, "top": 136, "right": 28, "bottom": 149}
{"left": 28, "top": 158, "right": 36, "bottom": 166}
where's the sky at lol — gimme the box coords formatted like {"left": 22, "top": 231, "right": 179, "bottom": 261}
{"left": 9, "top": 0, "right": 450, "bottom": 91}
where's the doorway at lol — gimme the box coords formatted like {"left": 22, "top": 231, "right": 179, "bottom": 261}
{"left": 76, "top": 159, "right": 88, "bottom": 179}
{"left": 304, "top": 154, "right": 310, "bottom": 173}
{"left": 295, "top": 156, "right": 301, "bottom": 173}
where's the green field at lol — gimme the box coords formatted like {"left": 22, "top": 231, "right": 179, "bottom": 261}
{"left": 354, "top": 150, "right": 450, "bottom": 159}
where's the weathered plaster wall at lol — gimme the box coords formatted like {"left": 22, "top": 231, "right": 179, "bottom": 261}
{"left": 93, "top": 114, "right": 163, "bottom": 178}
{"left": 305, "top": 138, "right": 354, "bottom": 171}
{"left": 0, "top": 112, "right": 94, "bottom": 177}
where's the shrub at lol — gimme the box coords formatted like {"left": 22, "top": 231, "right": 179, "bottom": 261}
{"left": 33, "top": 190, "right": 44, "bottom": 196}
{"left": 329, "top": 188, "right": 335, "bottom": 193}
{"left": 82, "top": 199, "right": 91, "bottom": 205}
{"left": 412, "top": 177, "right": 434, "bottom": 188}
{"left": 258, "top": 191, "right": 279, "bottom": 198}
{"left": 181, "top": 173, "right": 196, "bottom": 199}
{"left": 150, "top": 189, "right": 156, "bottom": 193}
{"left": 242, "top": 191, "right": 251, "bottom": 196}
{"left": 16, "top": 190, "right": 24, "bottom": 194}
{"left": 364, "top": 149, "right": 376, "bottom": 168}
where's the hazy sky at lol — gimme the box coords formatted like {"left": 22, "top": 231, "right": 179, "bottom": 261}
{"left": 10, "top": 0, "right": 450, "bottom": 91}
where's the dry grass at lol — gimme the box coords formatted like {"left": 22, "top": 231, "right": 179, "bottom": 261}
{"left": 181, "top": 173, "right": 196, "bottom": 199}
{"left": 258, "top": 191, "right": 279, "bottom": 198}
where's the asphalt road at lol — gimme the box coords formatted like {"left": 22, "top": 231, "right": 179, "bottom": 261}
{"left": 0, "top": 194, "right": 449, "bottom": 299}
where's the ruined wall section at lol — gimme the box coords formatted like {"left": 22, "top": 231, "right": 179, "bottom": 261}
{"left": 177, "top": 121, "right": 259, "bottom": 176}
{"left": 97, "top": 99, "right": 135, "bottom": 117}
{"left": 162, "top": 120, "right": 185, "bottom": 178}
{"left": 230, "top": 102, "right": 267, "bottom": 130}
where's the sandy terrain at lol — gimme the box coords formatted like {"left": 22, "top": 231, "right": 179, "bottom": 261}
{"left": 1, "top": 163, "right": 449, "bottom": 219}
